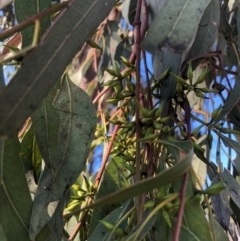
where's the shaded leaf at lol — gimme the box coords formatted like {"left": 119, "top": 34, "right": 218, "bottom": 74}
{"left": 88, "top": 157, "right": 129, "bottom": 235}
{"left": 211, "top": 186, "right": 230, "bottom": 230}
{"left": 31, "top": 80, "right": 60, "bottom": 171}
{"left": 0, "top": 0, "right": 115, "bottom": 137}
{"left": 0, "top": 138, "right": 32, "bottom": 241}
{"left": 209, "top": 67, "right": 240, "bottom": 127}
{"left": 0, "top": 137, "right": 50, "bottom": 241}
{"left": 64, "top": 215, "right": 79, "bottom": 241}
{"left": 29, "top": 75, "right": 97, "bottom": 239}
{"left": 230, "top": 198, "right": 240, "bottom": 227}
{"left": 172, "top": 170, "right": 196, "bottom": 198}
{"left": 152, "top": 47, "right": 182, "bottom": 117}
{"left": 211, "top": 217, "right": 230, "bottom": 241}
{"left": 120, "top": 0, "right": 137, "bottom": 25}
{"left": 47, "top": 198, "right": 69, "bottom": 241}
{"left": 142, "top": 0, "right": 211, "bottom": 53}
{"left": 82, "top": 141, "right": 193, "bottom": 210}
{"left": 155, "top": 209, "right": 170, "bottom": 240}
{"left": 147, "top": 0, "right": 167, "bottom": 21}
{"left": 88, "top": 200, "right": 132, "bottom": 241}
{"left": 182, "top": 0, "right": 220, "bottom": 69}
{"left": 170, "top": 195, "right": 213, "bottom": 241}
{"left": 228, "top": 103, "right": 240, "bottom": 129}
{"left": 221, "top": 169, "right": 240, "bottom": 210}
{"left": 15, "top": 0, "right": 51, "bottom": 47}
{"left": 216, "top": 130, "right": 240, "bottom": 156}
{"left": 0, "top": 225, "right": 7, "bottom": 241}
{"left": 125, "top": 208, "right": 156, "bottom": 241}
{"left": 20, "top": 125, "right": 42, "bottom": 181}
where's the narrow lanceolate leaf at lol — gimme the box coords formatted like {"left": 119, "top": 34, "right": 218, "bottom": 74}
{"left": 221, "top": 170, "right": 240, "bottom": 210}
{"left": 209, "top": 66, "right": 240, "bottom": 128}
{"left": 88, "top": 200, "right": 132, "bottom": 241}
{"left": 238, "top": 7, "right": 240, "bottom": 54}
{"left": 82, "top": 141, "right": 193, "bottom": 210}
{"left": 29, "top": 75, "right": 97, "bottom": 239}
{"left": 47, "top": 198, "right": 68, "bottom": 241}
{"left": 142, "top": 0, "right": 211, "bottom": 53}
{"left": 0, "top": 138, "right": 32, "bottom": 241}
{"left": 183, "top": 0, "right": 220, "bottom": 65}
{"left": 211, "top": 218, "right": 229, "bottom": 241}
{"left": 0, "top": 225, "right": 7, "bottom": 241}
{"left": 0, "top": 0, "right": 114, "bottom": 138}
{"left": 88, "top": 157, "right": 129, "bottom": 235}
{"left": 31, "top": 81, "right": 60, "bottom": 172}
{"left": 215, "top": 130, "right": 240, "bottom": 156}
{"left": 172, "top": 195, "right": 213, "bottom": 241}
{"left": 15, "top": 0, "right": 51, "bottom": 47}
{"left": 120, "top": 0, "right": 137, "bottom": 25}
{"left": 152, "top": 47, "right": 182, "bottom": 117}
{"left": 0, "top": 137, "right": 50, "bottom": 241}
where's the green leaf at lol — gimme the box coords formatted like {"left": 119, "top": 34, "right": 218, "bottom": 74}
{"left": 0, "top": 225, "right": 7, "bottom": 241}
{"left": 15, "top": 0, "right": 51, "bottom": 47}
{"left": 155, "top": 139, "right": 193, "bottom": 161}
{"left": 211, "top": 218, "right": 229, "bottom": 241}
{"left": 172, "top": 171, "right": 196, "bottom": 198}
{"left": 88, "top": 200, "right": 132, "bottom": 241}
{"left": 152, "top": 47, "right": 182, "bottom": 117}
{"left": 64, "top": 215, "right": 79, "bottom": 241}
{"left": 200, "top": 180, "right": 225, "bottom": 195}
{"left": 221, "top": 169, "right": 240, "bottom": 210}
{"left": 31, "top": 80, "right": 61, "bottom": 171}
{"left": 0, "top": 138, "right": 32, "bottom": 241}
{"left": 29, "top": 75, "right": 97, "bottom": 239}
{"left": 209, "top": 67, "right": 240, "bottom": 128}
{"left": 215, "top": 130, "right": 240, "bottom": 156}
{"left": 88, "top": 157, "right": 129, "bottom": 235}
{"left": 120, "top": 0, "right": 137, "bottom": 25}
{"left": 0, "top": 66, "right": 4, "bottom": 88}
{"left": 86, "top": 40, "right": 103, "bottom": 51}
{"left": 142, "top": 0, "right": 211, "bottom": 53}
{"left": 125, "top": 208, "right": 157, "bottom": 241}
{"left": 147, "top": 0, "right": 167, "bottom": 21}
{"left": 211, "top": 183, "right": 230, "bottom": 232}
{"left": 0, "top": 137, "right": 50, "bottom": 241}
{"left": 81, "top": 141, "right": 193, "bottom": 210}
{"left": 0, "top": 0, "right": 115, "bottom": 137}
{"left": 183, "top": 0, "right": 220, "bottom": 66}
{"left": 20, "top": 125, "right": 42, "bottom": 180}
{"left": 47, "top": 198, "right": 68, "bottom": 241}
{"left": 172, "top": 195, "right": 213, "bottom": 241}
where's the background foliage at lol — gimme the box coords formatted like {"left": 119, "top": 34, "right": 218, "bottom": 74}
{"left": 0, "top": 0, "right": 240, "bottom": 240}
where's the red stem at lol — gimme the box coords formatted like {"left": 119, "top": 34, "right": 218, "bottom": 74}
{"left": 172, "top": 170, "right": 189, "bottom": 241}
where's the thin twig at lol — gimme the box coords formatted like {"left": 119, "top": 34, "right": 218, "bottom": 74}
{"left": 94, "top": 124, "right": 120, "bottom": 187}
{"left": 172, "top": 170, "right": 189, "bottom": 241}
{"left": 133, "top": 0, "right": 143, "bottom": 221}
